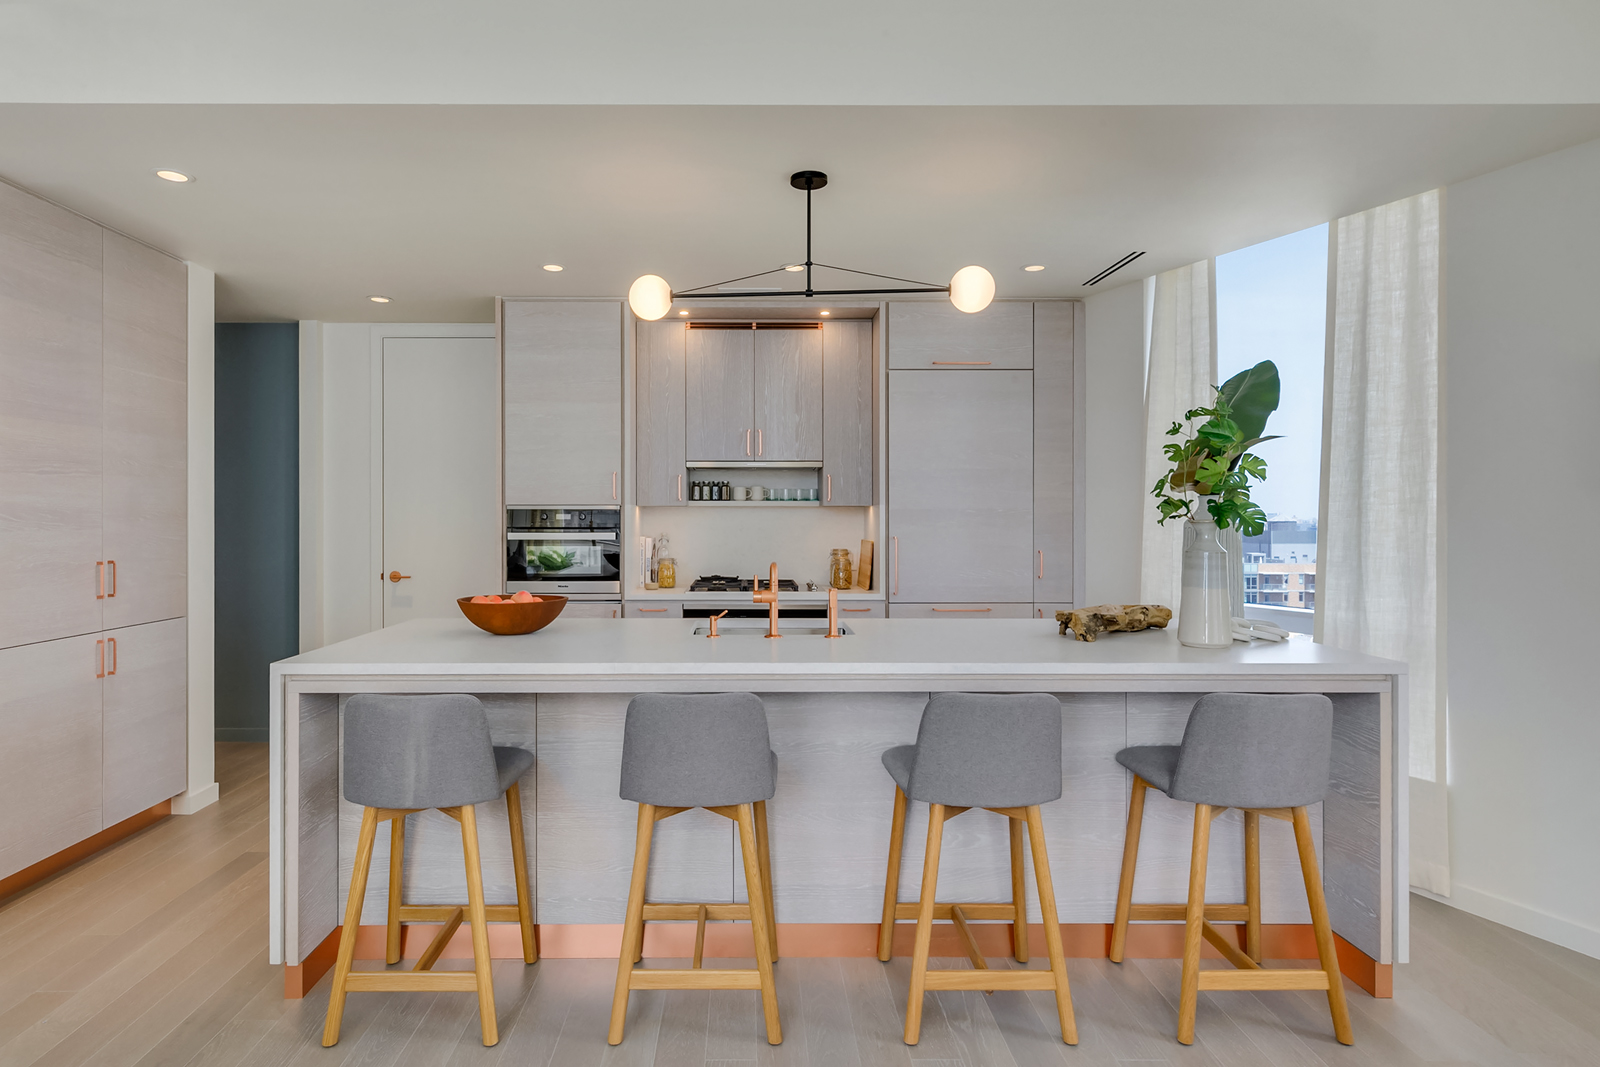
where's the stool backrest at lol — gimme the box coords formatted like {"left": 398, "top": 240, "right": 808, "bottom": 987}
{"left": 620, "top": 693, "right": 774, "bottom": 807}
{"left": 909, "top": 692, "right": 1063, "bottom": 807}
{"left": 1169, "top": 692, "right": 1333, "bottom": 809}
{"left": 343, "top": 693, "right": 502, "bottom": 810}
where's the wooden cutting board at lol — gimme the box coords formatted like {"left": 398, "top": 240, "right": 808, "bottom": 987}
{"left": 855, "top": 539, "right": 874, "bottom": 590}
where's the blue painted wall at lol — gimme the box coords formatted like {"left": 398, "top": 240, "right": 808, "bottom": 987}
{"left": 214, "top": 324, "right": 299, "bottom": 742}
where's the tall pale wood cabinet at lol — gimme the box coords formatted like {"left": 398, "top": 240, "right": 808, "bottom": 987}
{"left": 0, "top": 180, "right": 189, "bottom": 883}
{"left": 635, "top": 319, "right": 687, "bottom": 506}
{"left": 821, "top": 319, "right": 872, "bottom": 506}
{"left": 685, "top": 324, "right": 823, "bottom": 462}
{"left": 502, "top": 300, "right": 623, "bottom": 506}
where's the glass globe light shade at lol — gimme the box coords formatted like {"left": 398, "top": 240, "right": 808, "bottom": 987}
{"left": 949, "top": 265, "right": 995, "bottom": 314}
{"left": 628, "top": 275, "right": 673, "bottom": 321}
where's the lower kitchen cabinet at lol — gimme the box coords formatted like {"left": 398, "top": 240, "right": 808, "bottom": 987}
{"left": 0, "top": 632, "right": 104, "bottom": 880}
{"left": 888, "top": 603, "right": 1035, "bottom": 619}
{"left": 835, "top": 601, "right": 886, "bottom": 619}
{"left": 1033, "top": 603, "right": 1075, "bottom": 620}
{"left": 624, "top": 602, "right": 684, "bottom": 619}
{"left": 101, "top": 617, "right": 187, "bottom": 826}
{"left": 560, "top": 602, "right": 622, "bottom": 619}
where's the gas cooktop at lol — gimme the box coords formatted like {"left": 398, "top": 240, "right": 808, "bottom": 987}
{"left": 689, "top": 574, "right": 800, "bottom": 593}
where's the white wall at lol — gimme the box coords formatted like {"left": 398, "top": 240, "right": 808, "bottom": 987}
{"left": 1081, "top": 278, "right": 1149, "bottom": 605}
{"left": 1441, "top": 136, "right": 1600, "bottom": 957}
{"left": 636, "top": 506, "right": 875, "bottom": 593}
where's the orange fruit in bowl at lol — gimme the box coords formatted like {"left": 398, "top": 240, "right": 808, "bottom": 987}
{"left": 510, "top": 591, "right": 536, "bottom": 603}
{"left": 470, "top": 594, "right": 502, "bottom": 604}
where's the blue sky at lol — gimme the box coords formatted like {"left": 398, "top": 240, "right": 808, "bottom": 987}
{"left": 1215, "top": 223, "right": 1328, "bottom": 523}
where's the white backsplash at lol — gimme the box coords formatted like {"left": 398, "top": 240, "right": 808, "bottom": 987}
{"left": 636, "top": 506, "right": 874, "bottom": 591}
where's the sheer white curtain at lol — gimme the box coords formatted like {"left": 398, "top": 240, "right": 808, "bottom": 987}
{"left": 1140, "top": 261, "right": 1216, "bottom": 610}
{"left": 1317, "top": 188, "right": 1449, "bottom": 894}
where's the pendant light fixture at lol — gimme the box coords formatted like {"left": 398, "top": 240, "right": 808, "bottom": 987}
{"left": 627, "top": 171, "right": 995, "bottom": 320}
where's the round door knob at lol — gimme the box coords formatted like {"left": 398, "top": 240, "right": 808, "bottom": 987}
{"left": 388, "top": 571, "right": 412, "bottom": 583}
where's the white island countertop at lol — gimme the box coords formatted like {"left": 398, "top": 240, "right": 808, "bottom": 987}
{"left": 273, "top": 616, "right": 1405, "bottom": 690}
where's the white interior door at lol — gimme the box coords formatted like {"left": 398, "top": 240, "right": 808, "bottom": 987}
{"left": 382, "top": 337, "right": 500, "bottom": 626}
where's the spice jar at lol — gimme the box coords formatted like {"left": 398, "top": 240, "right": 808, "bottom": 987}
{"left": 829, "top": 548, "right": 853, "bottom": 590}
{"left": 657, "top": 557, "right": 676, "bottom": 589}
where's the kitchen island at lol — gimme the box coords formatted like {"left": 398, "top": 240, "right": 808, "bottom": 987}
{"left": 269, "top": 616, "right": 1405, "bottom": 998}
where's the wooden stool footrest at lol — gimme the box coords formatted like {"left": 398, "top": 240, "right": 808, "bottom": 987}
{"left": 627, "top": 969, "right": 763, "bottom": 990}
{"left": 1127, "top": 903, "right": 1250, "bottom": 922}
{"left": 923, "top": 970, "right": 1060, "bottom": 991}
{"left": 343, "top": 971, "right": 478, "bottom": 992}
{"left": 641, "top": 902, "right": 752, "bottom": 921}
{"left": 893, "top": 901, "right": 1019, "bottom": 922}
{"left": 397, "top": 904, "right": 522, "bottom": 923}
{"left": 1197, "top": 968, "right": 1331, "bottom": 991}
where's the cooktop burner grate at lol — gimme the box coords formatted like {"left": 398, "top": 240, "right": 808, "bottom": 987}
{"left": 690, "top": 574, "right": 800, "bottom": 593}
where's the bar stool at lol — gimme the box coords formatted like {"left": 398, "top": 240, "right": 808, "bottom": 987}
{"left": 608, "top": 693, "right": 781, "bottom": 1046}
{"left": 1109, "top": 692, "right": 1353, "bottom": 1046}
{"left": 878, "top": 692, "right": 1077, "bottom": 1046}
{"left": 322, "top": 694, "right": 537, "bottom": 1048}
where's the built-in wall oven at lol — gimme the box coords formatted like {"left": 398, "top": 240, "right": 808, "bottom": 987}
{"left": 506, "top": 508, "right": 621, "bottom": 605}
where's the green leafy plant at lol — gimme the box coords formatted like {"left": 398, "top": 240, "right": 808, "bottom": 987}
{"left": 533, "top": 548, "right": 577, "bottom": 571}
{"left": 1150, "top": 360, "right": 1281, "bottom": 537}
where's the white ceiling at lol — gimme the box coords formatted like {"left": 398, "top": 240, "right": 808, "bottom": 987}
{"left": 3, "top": 104, "right": 1599, "bottom": 321}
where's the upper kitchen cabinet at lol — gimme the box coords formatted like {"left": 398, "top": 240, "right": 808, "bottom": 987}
{"left": 821, "top": 319, "right": 872, "bottom": 506}
{"left": 888, "top": 301, "right": 1034, "bottom": 369}
{"left": 102, "top": 232, "right": 188, "bottom": 631}
{"left": 0, "top": 183, "right": 105, "bottom": 650}
{"left": 1033, "top": 302, "right": 1078, "bottom": 604}
{"left": 635, "top": 319, "right": 687, "bottom": 506}
{"left": 685, "top": 326, "right": 754, "bottom": 461}
{"left": 503, "top": 300, "right": 623, "bottom": 506}
{"left": 753, "top": 326, "right": 822, "bottom": 461}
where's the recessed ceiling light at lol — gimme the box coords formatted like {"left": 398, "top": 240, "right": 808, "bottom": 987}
{"left": 820, "top": 310, "right": 831, "bottom": 316}
{"left": 543, "top": 264, "right": 564, "bottom": 272}
{"left": 369, "top": 296, "right": 391, "bottom": 303}
{"left": 154, "top": 169, "right": 192, "bottom": 183}
{"left": 1024, "top": 264, "right": 1046, "bottom": 272}
{"left": 784, "top": 264, "right": 805, "bottom": 272}
{"left": 678, "top": 310, "right": 689, "bottom": 316}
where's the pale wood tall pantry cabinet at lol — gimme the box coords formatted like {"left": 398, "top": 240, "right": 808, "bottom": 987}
{"left": 0, "top": 180, "right": 189, "bottom": 883}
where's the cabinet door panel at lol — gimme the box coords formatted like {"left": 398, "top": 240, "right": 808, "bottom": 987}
{"left": 887, "top": 602, "right": 1035, "bottom": 619}
{"left": 685, "top": 329, "right": 754, "bottom": 461}
{"left": 888, "top": 301, "right": 1034, "bottom": 369}
{"left": 0, "top": 183, "right": 104, "bottom": 649}
{"left": 504, "top": 301, "right": 622, "bottom": 506}
{"left": 102, "top": 232, "right": 187, "bottom": 630}
{"left": 0, "top": 633, "right": 103, "bottom": 879}
{"left": 635, "top": 320, "right": 687, "bottom": 506}
{"left": 102, "top": 617, "right": 187, "bottom": 825}
{"left": 888, "top": 371, "right": 1034, "bottom": 603}
{"left": 1034, "top": 302, "right": 1077, "bottom": 604}
{"left": 822, "top": 320, "right": 873, "bottom": 506}
{"left": 754, "top": 327, "right": 822, "bottom": 461}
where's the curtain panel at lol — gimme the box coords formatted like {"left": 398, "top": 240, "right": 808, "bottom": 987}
{"left": 1318, "top": 188, "right": 1449, "bottom": 895}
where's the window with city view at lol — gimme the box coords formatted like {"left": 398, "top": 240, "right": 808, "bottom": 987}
{"left": 1216, "top": 223, "right": 1328, "bottom": 620}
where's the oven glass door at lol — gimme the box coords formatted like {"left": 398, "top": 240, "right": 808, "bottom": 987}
{"left": 507, "top": 534, "right": 620, "bottom": 587}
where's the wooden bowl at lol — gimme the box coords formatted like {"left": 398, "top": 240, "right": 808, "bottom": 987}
{"left": 457, "top": 595, "right": 568, "bottom": 635}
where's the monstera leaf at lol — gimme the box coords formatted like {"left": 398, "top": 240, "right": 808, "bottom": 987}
{"left": 1218, "top": 360, "right": 1280, "bottom": 444}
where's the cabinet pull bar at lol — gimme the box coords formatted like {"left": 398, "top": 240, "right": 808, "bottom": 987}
{"left": 826, "top": 474, "right": 831, "bottom": 502}
{"left": 757, "top": 428, "right": 763, "bottom": 456}
{"left": 745, "top": 429, "right": 752, "bottom": 456}
{"left": 677, "top": 474, "right": 683, "bottom": 501}
{"left": 931, "top": 361, "right": 992, "bottom": 366}
{"left": 96, "top": 561, "right": 105, "bottom": 600}
{"left": 932, "top": 607, "right": 992, "bottom": 612}
{"left": 107, "top": 559, "right": 117, "bottom": 597}
{"left": 636, "top": 608, "right": 668, "bottom": 613}
{"left": 842, "top": 607, "right": 872, "bottom": 613}
{"left": 612, "top": 471, "right": 619, "bottom": 500}
{"left": 892, "top": 536, "right": 898, "bottom": 597}
{"left": 1037, "top": 550, "right": 1043, "bottom": 580}
{"left": 107, "top": 637, "right": 117, "bottom": 675}
{"left": 96, "top": 639, "right": 105, "bottom": 678}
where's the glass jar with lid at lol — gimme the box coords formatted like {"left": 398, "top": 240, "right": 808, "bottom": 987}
{"left": 829, "top": 548, "right": 853, "bottom": 590}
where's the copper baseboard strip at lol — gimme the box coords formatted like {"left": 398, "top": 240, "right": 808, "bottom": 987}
{"left": 284, "top": 922, "right": 1389, "bottom": 1000}
{"left": 0, "top": 800, "right": 172, "bottom": 905}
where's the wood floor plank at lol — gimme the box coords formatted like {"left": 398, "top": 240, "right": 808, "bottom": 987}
{"left": 440, "top": 959, "right": 544, "bottom": 1067}
{"left": 842, "top": 955, "right": 917, "bottom": 1065}
{"left": 930, "top": 987, "right": 1022, "bottom": 1067}
{"left": 879, "top": 955, "right": 963, "bottom": 1061}
{"left": 704, "top": 960, "right": 758, "bottom": 1062}
{"left": 793, "top": 959, "right": 861, "bottom": 1067}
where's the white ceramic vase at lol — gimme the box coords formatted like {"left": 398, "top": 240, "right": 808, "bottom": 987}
{"left": 1177, "top": 498, "right": 1234, "bottom": 649}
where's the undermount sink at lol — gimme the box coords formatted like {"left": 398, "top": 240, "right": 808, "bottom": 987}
{"left": 691, "top": 623, "right": 852, "bottom": 637}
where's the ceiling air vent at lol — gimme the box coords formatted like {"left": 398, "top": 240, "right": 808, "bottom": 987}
{"left": 1082, "top": 251, "right": 1146, "bottom": 287}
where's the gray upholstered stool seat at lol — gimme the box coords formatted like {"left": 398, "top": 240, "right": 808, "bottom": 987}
{"left": 322, "top": 694, "right": 536, "bottom": 1050}
{"left": 610, "top": 693, "right": 782, "bottom": 1047}
{"left": 1109, "top": 692, "right": 1351, "bottom": 1047}
{"left": 877, "top": 693, "right": 1076, "bottom": 1047}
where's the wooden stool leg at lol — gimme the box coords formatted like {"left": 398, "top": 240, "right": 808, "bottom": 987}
{"left": 904, "top": 802, "right": 946, "bottom": 1045}
{"left": 505, "top": 781, "right": 539, "bottom": 964}
{"left": 754, "top": 799, "right": 778, "bottom": 961}
{"left": 322, "top": 806, "right": 379, "bottom": 1046}
{"left": 737, "top": 803, "right": 783, "bottom": 1045}
{"left": 1177, "top": 802, "right": 1213, "bottom": 1045}
{"left": 1025, "top": 806, "right": 1077, "bottom": 1045}
{"left": 457, "top": 804, "right": 498, "bottom": 1047}
{"left": 878, "top": 785, "right": 908, "bottom": 962}
{"left": 1244, "top": 810, "right": 1262, "bottom": 963}
{"left": 1109, "top": 776, "right": 1147, "bottom": 963}
{"left": 608, "top": 804, "right": 655, "bottom": 1045}
{"left": 1009, "top": 816, "right": 1030, "bottom": 963}
{"left": 386, "top": 813, "right": 405, "bottom": 965}
{"left": 1292, "top": 806, "right": 1354, "bottom": 1045}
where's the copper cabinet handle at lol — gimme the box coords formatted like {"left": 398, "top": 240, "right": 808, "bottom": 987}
{"left": 677, "top": 474, "right": 683, "bottom": 501}
{"left": 826, "top": 474, "right": 831, "bottom": 502}
{"left": 636, "top": 607, "right": 668, "bottom": 613}
{"left": 107, "top": 636, "right": 117, "bottom": 675}
{"left": 96, "top": 639, "right": 105, "bottom": 678}
{"left": 1037, "top": 550, "right": 1043, "bottom": 580}
{"left": 96, "top": 561, "right": 105, "bottom": 600}
{"left": 932, "top": 607, "right": 992, "bottom": 612}
{"left": 842, "top": 607, "right": 872, "bottom": 613}
{"left": 612, "top": 471, "right": 619, "bottom": 500}
{"left": 892, "top": 536, "right": 898, "bottom": 597}
{"left": 757, "top": 428, "right": 763, "bottom": 456}
{"left": 931, "top": 361, "right": 991, "bottom": 366}
{"left": 388, "top": 571, "right": 412, "bottom": 583}
{"left": 745, "top": 429, "right": 752, "bottom": 456}
{"left": 106, "top": 559, "right": 117, "bottom": 597}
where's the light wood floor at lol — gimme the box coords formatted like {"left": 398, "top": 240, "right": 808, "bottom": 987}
{"left": 2, "top": 744, "right": 1597, "bottom": 1067}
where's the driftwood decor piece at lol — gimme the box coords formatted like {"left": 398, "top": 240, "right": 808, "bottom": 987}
{"left": 1056, "top": 604, "right": 1174, "bottom": 642}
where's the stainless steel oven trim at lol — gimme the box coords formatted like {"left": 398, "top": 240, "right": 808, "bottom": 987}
{"left": 506, "top": 531, "right": 619, "bottom": 541}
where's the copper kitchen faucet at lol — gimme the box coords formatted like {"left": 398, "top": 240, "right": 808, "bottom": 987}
{"left": 752, "top": 563, "right": 782, "bottom": 638}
